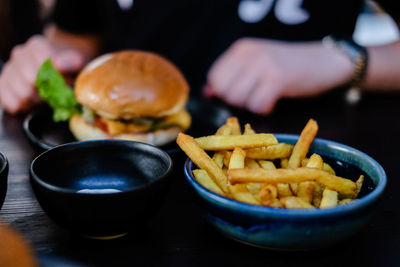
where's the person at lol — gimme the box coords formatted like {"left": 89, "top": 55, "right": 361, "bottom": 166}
{"left": 0, "top": 0, "right": 42, "bottom": 68}
{"left": 1, "top": 0, "right": 400, "bottom": 115}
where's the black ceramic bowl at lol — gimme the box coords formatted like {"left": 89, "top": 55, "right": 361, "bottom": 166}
{"left": 30, "top": 140, "right": 172, "bottom": 239}
{"left": 0, "top": 152, "right": 8, "bottom": 209}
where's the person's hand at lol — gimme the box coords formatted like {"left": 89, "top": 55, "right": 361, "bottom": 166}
{"left": 0, "top": 35, "right": 85, "bottom": 114}
{"left": 205, "top": 38, "right": 354, "bottom": 114}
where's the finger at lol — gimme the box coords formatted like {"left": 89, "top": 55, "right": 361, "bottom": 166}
{"left": 13, "top": 49, "right": 39, "bottom": 87}
{"left": 0, "top": 79, "right": 24, "bottom": 114}
{"left": 4, "top": 64, "right": 35, "bottom": 103}
{"left": 246, "top": 84, "right": 280, "bottom": 115}
{"left": 208, "top": 51, "right": 243, "bottom": 97}
{"left": 9, "top": 50, "right": 43, "bottom": 107}
{"left": 26, "top": 36, "right": 85, "bottom": 74}
{"left": 202, "top": 84, "right": 216, "bottom": 98}
{"left": 52, "top": 50, "right": 85, "bottom": 74}
{"left": 223, "top": 67, "right": 261, "bottom": 108}
{"left": 26, "top": 36, "right": 54, "bottom": 64}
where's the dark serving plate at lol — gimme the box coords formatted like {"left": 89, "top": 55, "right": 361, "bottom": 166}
{"left": 23, "top": 98, "right": 231, "bottom": 154}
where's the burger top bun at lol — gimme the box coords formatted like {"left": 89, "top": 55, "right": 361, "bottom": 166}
{"left": 74, "top": 50, "right": 189, "bottom": 120}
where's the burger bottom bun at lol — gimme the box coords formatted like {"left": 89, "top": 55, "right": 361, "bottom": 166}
{"left": 69, "top": 114, "right": 181, "bottom": 146}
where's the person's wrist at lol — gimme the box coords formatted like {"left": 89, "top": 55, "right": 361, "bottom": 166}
{"left": 319, "top": 41, "right": 354, "bottom": 87}
{"left": 322, "top": 36, "right": 369, "bottom": 87}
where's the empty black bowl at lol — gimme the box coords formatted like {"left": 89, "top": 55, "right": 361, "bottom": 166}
{"left": 30, "top": 140, "right": 172, "bottom": 239}
{"left": 0, "top": 152, "right": 8, "bottom": 209}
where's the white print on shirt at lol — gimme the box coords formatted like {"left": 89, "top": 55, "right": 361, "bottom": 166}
{"left": 238, "top": 0, "right": 274, "bottom": 23}
{"left": 238, "top": 0, "right": 310, "bottom": 24}
{"left": 275, "top": 0, "right": 309, "bottom": 24}
{"left": 117, "top": 0, "right": 134, "bottom": 10}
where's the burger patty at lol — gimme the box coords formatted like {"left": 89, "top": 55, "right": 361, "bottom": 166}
{"left": 87, "top": 108, "right": 191, "bottom": 136}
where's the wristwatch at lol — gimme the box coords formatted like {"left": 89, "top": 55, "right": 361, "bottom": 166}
{"left": 322, "top": 35, "right": 369, "bottom": 87}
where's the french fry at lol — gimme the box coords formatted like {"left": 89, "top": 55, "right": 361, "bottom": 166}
{"left": 215, "top": 124, "right": 231, "bottom": 136}
{"left": 305, "top": 153, "right": 323, "bottom": 169}
{"left": 258, "top": 160, "right": 276, "bottom": 170}
{"left": 228, "top": 167, "right": 357, "bottom": 197}
{"left": 312, "top": 183, "right": 324, "bottom": 207}
{"left": 277, "top": 184, "right": 293, "bottom": 198}
{"left": 243, "top": 123, "right": 261, "bottom": 178}
{"left": 280, "top": 197, "right": 315, "bottom": 209}
{"left": 229, "top": 148, "right": 246, "bottom": 169}
{"left": 193, "top": 169, "right": 225, "bottom": 195}
{"left": 355, "top": 175, "right": 364, "bottom": 197}
{"left": 256, "top": 160, "right": 277, "bottom": 205}
{"left": 223, "top": 151, "right": 232, "bottom": 168}
{"left": 320, "top": 189, "right": 338, "bottom": 208}
{"left": 182, "top": 116, "right": 364, "bottom": 210}
{"left": 229, "top": 184, "right": 261, "bottom": 205}
{"left": 228, "top": 148, "right": 260, "bottom": 205}
{"left": 244, "top": 123, "right": 256, "bottom": 135}
{"left": 338, "top": 199, "right": 354, "bottom": 205}
{"left": 322, "top": 163, "right": 336, "bottom": 175}
{"left": 195, "top": 134, "right": 278, "bottom": 150}
{"left": 288, "top": 119, "right": 318, "bottom": 196}
{"left": 280, "top": 158, "right": 289, "bottom": 168}
{"left": 215, "top": 117, "right": 241, "bottom": 136}
{"left": 301, "top": 154, "right": 321, "bottom": 204}
{"left": 245, "top": 159, "right": 262, "bottom": 200}
{"left": 226, "top": 117, "right": 241, "bottom": 135}
{"left": 297, "top": 181, "right": 315, "bottom": 204}
{"left": 177, "top": 133, "right": 230, "bottom": 194}
{"left": 259, "top": 184, "right": 278, "bottom": 206}
{"left": 212, "top": 152, "right": 224, "bottom": 168}
{"left": 213, "top": 119, "right": 232, "bottom": 168}
{"left": 302, "top": 158, "right": 336, "bottom": 175}
{"left": 292, "top": 154, "right": 323, "bottom": 195}
{"left": 301, "top": 158, "right": 308, "bottom": 167}
{"left": 288, "top": 119, "right": 319, "bottom": 168}
{"left": 246, "top": 143, "right": 293, "bottom": 160}
{"left": 246, "top": 183, "right": 261, "bottom": 199}
{"left": 245, "top": 158, "right": 260, "bottom": 169}
{"left": 290, "top": 183, "right": 298, "bottom": 195}
{"left": 244, "top": 158, "right": 262, "bottom": 200}
{"left": 269, "top": 199, "right": 284, "bottom": 208}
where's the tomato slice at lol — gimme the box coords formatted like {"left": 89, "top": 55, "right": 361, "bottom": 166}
{"left": 94, "top": 118, "right": 109, "bottom": 134}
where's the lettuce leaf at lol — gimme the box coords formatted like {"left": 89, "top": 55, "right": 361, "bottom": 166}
{"left": 35, "top": 59, "right": 81, "bottom": 121}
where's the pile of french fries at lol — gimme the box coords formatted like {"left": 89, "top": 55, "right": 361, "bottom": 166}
{"left": 177, "top": 118, "right": 364, "bottom": 209}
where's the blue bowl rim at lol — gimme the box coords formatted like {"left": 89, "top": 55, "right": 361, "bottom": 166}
{"left": 30, "top": 139, "right": 173, "bottom": 195}
{"left": 184, "top": 133, "right": 387, "bottom": 217}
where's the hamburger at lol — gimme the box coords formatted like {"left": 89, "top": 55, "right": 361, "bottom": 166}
{"left": 37, "top": 50, "right": 191, "bottom": 146}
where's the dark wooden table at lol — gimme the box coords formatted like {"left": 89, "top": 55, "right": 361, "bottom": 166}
{"left": 1, "top": 90, "right": 399, "bottom": 266}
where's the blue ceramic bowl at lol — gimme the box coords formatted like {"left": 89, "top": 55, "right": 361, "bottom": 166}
{"left": 184, "top": 134, "right": 386, "bottom": 250}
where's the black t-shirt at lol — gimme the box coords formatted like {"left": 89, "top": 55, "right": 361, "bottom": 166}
{"left": 52, "top": 0, "right": 398, "bottom": 93}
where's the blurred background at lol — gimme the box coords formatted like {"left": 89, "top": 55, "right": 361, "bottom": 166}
{"left": 0, "top": 0, "right": 399, "bottom": 65}
{"left": 0, "top": 0, "right": 398, "bottom": 65}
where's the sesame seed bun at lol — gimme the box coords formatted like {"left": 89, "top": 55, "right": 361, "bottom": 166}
{"left": 74, "top": 50, "right": 189, "bottom": 120}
